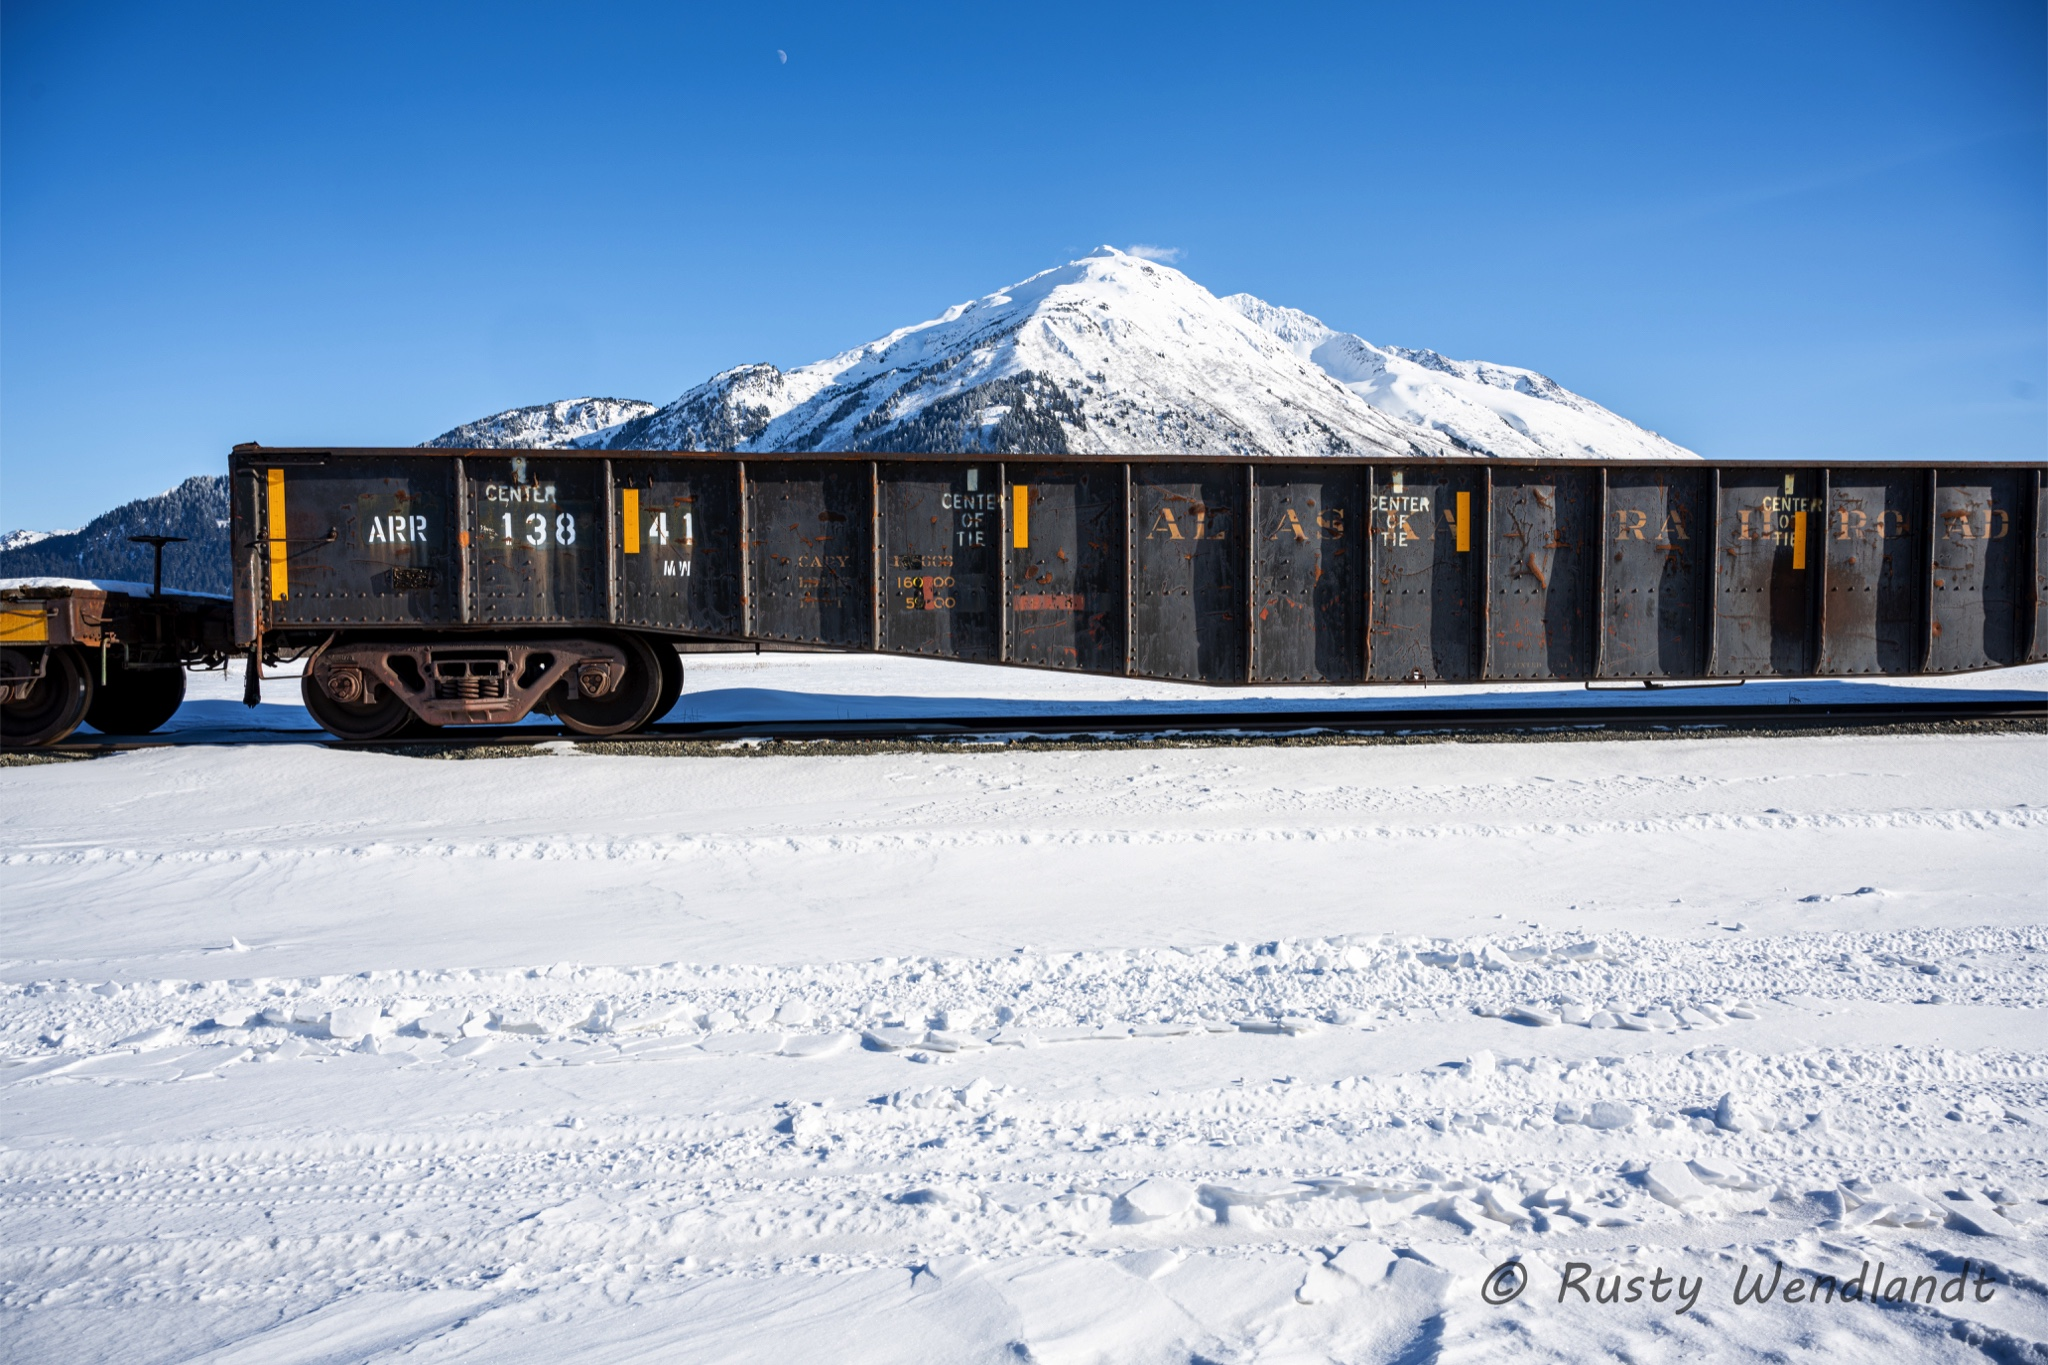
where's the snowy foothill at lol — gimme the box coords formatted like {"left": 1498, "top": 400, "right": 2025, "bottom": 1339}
{"left": 2, "top": 654, "right": 2046, "bottom": 1362}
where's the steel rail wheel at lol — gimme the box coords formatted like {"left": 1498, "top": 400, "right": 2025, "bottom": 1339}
{"left": 555, "top": 634, "right": 663, "bottom": 736}
{"left": 85, "top": 661, "right": 188, "bottom": 735}
{"left": 301, "top": 669, "right": 418, "bottom": 741}
{"left": 0, "top": 646, "right": 95, "bottom": 747}
{"left": 650, "top": 639, "right": 683, "bottom": 724}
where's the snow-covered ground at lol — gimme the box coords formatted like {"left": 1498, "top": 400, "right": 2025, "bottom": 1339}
{"left": 126, "top": 648, "right": 2048, "bottom": 744}
{"left": 3, "top": 657, "right": 2045, "bottom": 1362}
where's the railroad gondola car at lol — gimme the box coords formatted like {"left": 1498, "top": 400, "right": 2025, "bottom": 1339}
{"left": 221, "top": 447, "right": 2045, "bottom": 742}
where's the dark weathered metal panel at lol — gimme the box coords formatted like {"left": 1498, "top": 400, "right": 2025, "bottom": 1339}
{"left": 1132, "top": 466, "right": 1246, "bottom": 682}
{"left": 614, "top": 459, "right": 743, "bottom": 636}
{"left": 870, "top": 462, "right": 882, "bottom": 650}
{"left": 1368, "top": 466, "right": 1482, "bottom": 681}
{"left": 267, "top": 458, "right": 460, "bottom": 627}
{"left": 744, "top": 462, "right": 873, "bottom": 647}
{"left": 1820, "top": 472, "right": 1925, "bottom": 674}
{"left": 233, "top": 467, "right": 262, "bottom": 644}
{"left": 1251, "top": 466, "right": 1364, "bottom": 683}
{"left": 2033, "top": 469, "right": 2047, "bottom": 662}
{"left": 997, "top": 461, "right": 1010, "bottom": 663}
{"left": 1123, "top": 464, "right": 1135, "bottom": 676}
{"left": 878, "top": 462, "right": 999, "bottom": 660}
{"left": 1712, "top": 469, "right": 1820, "bottom": 676}
{"left": 737, "top": 461, "right": 754, "bottom": 636}
{"left": 466, "top": 457, "right": 604, "bottom": 625}
{"left": 1600, "top": 468, "right": 1707, "bottom": 677}
{"left": 1486, "top": 468, "right": 1597, "bottom": 679}
{"left": 1004, "top": 464, "right": 1125, "bottom": 672}
{"left": 1929, "top": 469, "right": 2026, "bottom": 670}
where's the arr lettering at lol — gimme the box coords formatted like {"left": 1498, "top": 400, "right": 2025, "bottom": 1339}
{"left": 366, "top": 515, "right": 428, "bottom": 545}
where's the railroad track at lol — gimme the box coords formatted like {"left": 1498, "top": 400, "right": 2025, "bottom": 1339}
{"left": 23, "top": 695, "right": 2046, "bottom": 754}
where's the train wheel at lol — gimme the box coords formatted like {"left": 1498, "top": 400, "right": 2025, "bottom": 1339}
{"left": 301, "top": 670, "right": 417, "bottom": 741}
{"left": 649, "top": 638, "right": 683, "bottom": 726}
{"left": 555, "top": 634, "right": 663, "bottom": 736}
{"left": 0, "top": 646, "right": 95, "bottom": 747}
{"left": 85, "top": 661, "right": 187, "bottom": 735}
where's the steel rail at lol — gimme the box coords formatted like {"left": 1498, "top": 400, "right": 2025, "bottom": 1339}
{"left": 23, "top": 696, "right": 2045, "bottom": 754}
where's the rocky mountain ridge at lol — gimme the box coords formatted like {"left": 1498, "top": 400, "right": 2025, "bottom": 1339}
{"left": 423, "top": 397, "right": 656, "bottom": 450}
{"left": 428, "top": 247, "right": 1695, "bottom": 463}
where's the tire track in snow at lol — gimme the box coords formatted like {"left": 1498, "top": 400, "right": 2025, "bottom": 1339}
{"left": 5, "top": 805, "right": 2041, "bottom": 868}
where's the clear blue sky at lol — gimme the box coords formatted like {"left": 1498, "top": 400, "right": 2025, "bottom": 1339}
{"left": 3, "top": 0, "right": 2042, "bottom": 528}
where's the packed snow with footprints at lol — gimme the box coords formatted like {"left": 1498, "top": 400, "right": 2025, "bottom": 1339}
{"left": 2, "top": 655, "right": 2044, "bottom": 1362}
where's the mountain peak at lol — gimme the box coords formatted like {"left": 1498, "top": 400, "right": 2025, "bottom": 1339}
{"left": 425, "top": 396, "right": 656, "bottom": 449}
{"left": 438, "top": 250, "right": 1695, "bottom": 462}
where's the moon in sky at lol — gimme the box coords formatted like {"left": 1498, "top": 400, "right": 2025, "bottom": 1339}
{"left": 777, "top": 49, "right": 787, "bottom": 64}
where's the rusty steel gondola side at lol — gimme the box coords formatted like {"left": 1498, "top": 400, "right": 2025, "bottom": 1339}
{"left": 226, "top": 445, "right": 2047, "bottom": 739}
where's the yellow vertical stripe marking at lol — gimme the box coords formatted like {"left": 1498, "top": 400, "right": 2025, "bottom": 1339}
{"left": 622, "top": 487, "right": 640, "bottom": 555}
{"left": 1454, "top": 490, "right": 1471, "bottom": 552}
{"left": 1792, "top": 510, "right": 1807, "bottom": 570}
{"left": 266, "top": 468, "right": 289, "bottom": 600}
{"left": 1013, "top": 486, "right": 1029, "bottom": 549}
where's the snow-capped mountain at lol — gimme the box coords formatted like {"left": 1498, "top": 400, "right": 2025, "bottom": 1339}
{"left": 0, "top": 477, "right": 230, "bottom": 596}
{"left": 425, "top": 397, "right": 656, "bottom": 449}
{"left": 1, "top": 529, "right": 68, "bottom": 553}
{"left": 1222, "top": 294, "right": 1691, "bottom": 461}
{"left": 467, "top": 247, "right": 1689, "bottom": 461}
{"left": 598, "top": 364, "right": 795, "bottom": 452}
{"left": 13, "top": 253, "right": 1689, "bottom": 601}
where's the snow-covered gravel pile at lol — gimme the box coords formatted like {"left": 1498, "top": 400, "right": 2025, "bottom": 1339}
{"left": 1, "top": 658, "right": 2044, "bottom": 1362}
